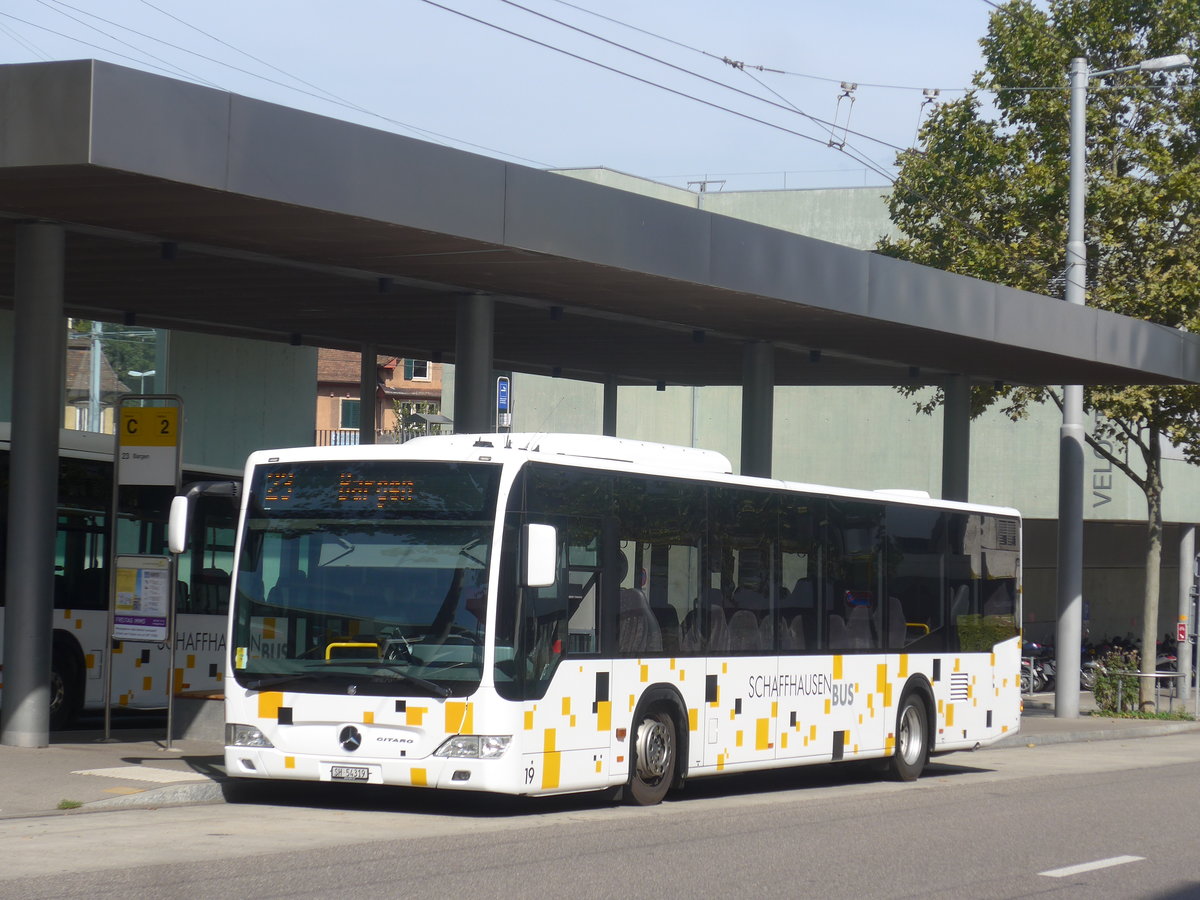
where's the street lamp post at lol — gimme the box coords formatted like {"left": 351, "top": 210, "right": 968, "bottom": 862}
{"left": 1056, "top": 52, "right": 1191, "bottom": 719}
{"left": 127, "top": 369, "right": 156, "bottom": 394}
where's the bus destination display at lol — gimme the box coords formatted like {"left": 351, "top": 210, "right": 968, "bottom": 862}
{"left": 253, "top": 462, "right": 498, "bottom": 514}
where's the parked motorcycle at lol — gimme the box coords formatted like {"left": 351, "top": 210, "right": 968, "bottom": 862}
{"left": 1080, "top": 659, "right": 1102, "bottom": 691}
{"left": 1021, "top": 656, "right": 1048, "bottom": 693}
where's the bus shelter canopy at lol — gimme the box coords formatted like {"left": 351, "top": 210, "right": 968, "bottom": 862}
{"left": 0, "top": 59, "right": 1198, "bottom": 390}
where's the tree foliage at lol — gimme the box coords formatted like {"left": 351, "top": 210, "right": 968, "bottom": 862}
{"left": 73, "top": 319, "right": 157, "bottom": 386}
{"left": 879, "top": 0, "right": 1200, "bottom": 707}
{"left": 883, "top": 0, "right": 1200, "bottom": 430}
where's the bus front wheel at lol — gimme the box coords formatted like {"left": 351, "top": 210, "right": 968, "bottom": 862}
{"left": 889, "top": 692, "right": 928, "bottom": 782}
{"left": 628, "top": 707, "right": 676, "bottom": 805}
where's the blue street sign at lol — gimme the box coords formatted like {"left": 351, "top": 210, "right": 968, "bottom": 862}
{"left": 497, "top": 376, "right": 510, "bottom": 412}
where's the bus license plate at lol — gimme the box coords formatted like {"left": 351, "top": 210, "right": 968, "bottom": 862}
{"left": 330, "top": 766, "right": 370, "bottom": 782}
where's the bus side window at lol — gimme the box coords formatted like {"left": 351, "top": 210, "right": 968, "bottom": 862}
{"left": 885, "top": 506, "right": 949, "bottom": 652}
{"left": 824, "top": 499, "right": 883, "bottom": 651}
{"left": 780, "top": 496, "right": 822, "bottom": 653}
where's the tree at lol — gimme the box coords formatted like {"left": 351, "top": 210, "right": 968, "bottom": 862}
{"left": 878, "top": 0, "right": 1200, "bottom": 709}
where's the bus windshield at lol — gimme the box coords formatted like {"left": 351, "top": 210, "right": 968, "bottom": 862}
{"left": 230, "top": 461, "right": 501, "bottom": 698}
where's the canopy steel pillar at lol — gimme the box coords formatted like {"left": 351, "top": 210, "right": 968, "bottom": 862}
{"left": 358, "top": 343, "right": 377, "bottom": 445}
{"left": 740, "top": 341, "right": 774, "bottom": 478}
{"left": 602, "top": 376, "right": 618, "bottom": 437}
{"left": 454, "top": 295, "right": 494, "bottom": 434}
{"left": 941, "top": 376, "right": 971, "bottom": 502}
{"left": 1, "top": 223, "right": 65, "bottom": 748}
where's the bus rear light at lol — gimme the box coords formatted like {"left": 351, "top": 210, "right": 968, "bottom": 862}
{"left": 433, "top": 735, "right": 511, "bottom": 759}
{"left": 227, "top": 723, "right": 274, "bottom": 748}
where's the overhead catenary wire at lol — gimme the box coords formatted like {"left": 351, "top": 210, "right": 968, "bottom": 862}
{"left": 491, "top": 0, "right": 911, "bottom": 154}
{"left": 37, "top": 0, "right": 215, "bottom": 87}
{"left": 415, "top": 0, "right": 1060, "bottom": 280}
{"left": 414, "top": 0, "right": 907, "bottom": 189}
{"left": 0, "top": 16, "right": 52, "bottom": 59}
{"left": 0, "top": 9, "right": 232, "bottom": 84}
{"left": 495, "top": 0, "right": 901, "bottom": 182}
{"left": 549, "top": 0, "right": 1178, "bottom": 96}
{"left": 135, "top": 0, "right": 362, "bottom": 110}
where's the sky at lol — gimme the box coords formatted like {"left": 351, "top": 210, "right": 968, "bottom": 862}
{"left": 1, "top": 0, "right": 1001, "bottom": 191}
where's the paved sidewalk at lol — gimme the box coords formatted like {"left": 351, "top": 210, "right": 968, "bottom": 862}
{"left": 1, "top": 693, "right": 1197, "bottom": 819}
{"left": 0, "top": 731, "right": 226, "bottom": 819}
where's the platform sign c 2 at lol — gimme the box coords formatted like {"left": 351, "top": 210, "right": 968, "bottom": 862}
{"left": 113, "top": 555, "right": 172, "bottom": 642}
{"left": 118, "top": 406, "right": 180, "bottom": 486}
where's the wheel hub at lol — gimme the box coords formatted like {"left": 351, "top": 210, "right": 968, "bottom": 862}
{"left": 898, "top": 705, "right": 921, "bottom": 764}
{"left": 635, "top": 717, "right": 671, "bottom": 781}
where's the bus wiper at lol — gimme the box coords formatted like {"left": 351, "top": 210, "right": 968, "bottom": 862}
{"left": 319, "top": 534, "right": 356, "bottom": 567}
{"left": 332, "top": 661, "right": 452, "bottom": 698}
{"left": 245, "top": 672, "right": 320, "bottom": 690}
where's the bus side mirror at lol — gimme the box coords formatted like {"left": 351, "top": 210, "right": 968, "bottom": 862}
{"left": 522, "top": 524, "right": 557, "bottom": 588}
{"left": 169, "top": 479, "right": 240, "bottom": 555}
{"left": 168, "top": 495, "right": 190, "bottom": 555}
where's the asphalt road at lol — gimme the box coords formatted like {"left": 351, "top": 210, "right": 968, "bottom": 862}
{"left": 3, "top": 733, "right": 1200, "bottom": 899}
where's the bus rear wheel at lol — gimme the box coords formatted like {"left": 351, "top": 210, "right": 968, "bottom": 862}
{"left": 50, "top": 649, "right": 82, "bottom": 731}
{"left": 628, "top": 708, "right": 676, "bottom": 805}
{"left": 889, "top": 693, "right": 928, "bottom": 782}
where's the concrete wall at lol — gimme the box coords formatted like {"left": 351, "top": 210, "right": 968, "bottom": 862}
{"left": 166, "top": 331, "right": 316, "bottom": 470}
{"left": 700, "top": 187, "right": 896, "bottom": 251}
{"left": 441, "top": 367, "right": 603, "bottom": 436}
{"left": 553, "top": 168, "right": 897, "bottom": 252}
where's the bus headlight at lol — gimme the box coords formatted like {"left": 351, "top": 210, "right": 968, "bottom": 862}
{"left": 226, "top": 723, "right": 274, "bottom": 748}
{"left": 433, "top": 735, "right": 511, "bottom": 759}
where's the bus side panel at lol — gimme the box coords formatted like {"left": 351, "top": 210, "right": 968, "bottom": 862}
{"left": 929, "top": 636, "right": 1022, "bottom": 752}
{"left": 698, "top": 654, "right": 890, "bottom": 773}
{"left": 601, "top": 656, "right": 708, "bottom": 782}
{"left": 517, "top": 660, "right": 614, "bottom": 794}
{"left": 78, "top": 614, "right": 227, "bottom": 710}
{"left": 700, "top": 655, "right": 784, "bottom": 770}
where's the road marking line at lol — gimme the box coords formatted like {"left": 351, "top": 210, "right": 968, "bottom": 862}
{"left": 1040, "top": 856, "right": 1145, "bottom": 878}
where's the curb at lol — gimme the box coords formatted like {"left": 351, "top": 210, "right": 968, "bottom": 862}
{"left": 83, "top": 779, "right": 229, "bottom": 811}
{"left": 994, "top": 720, "right": 1200, "bottom": 749}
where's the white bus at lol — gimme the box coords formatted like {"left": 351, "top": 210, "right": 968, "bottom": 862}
{"left": 209, "top": 433, "right": 1021, "bottom": 804}
{"left": 0, "top": 425, "right": 237, "bottom": 727}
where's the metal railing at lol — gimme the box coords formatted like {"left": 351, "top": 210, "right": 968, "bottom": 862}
{"left": 313, "top": 429, "right": 402, "bottom": 446}
{"left": 1107, "top": 670, "right": 1187, "bottom": 714}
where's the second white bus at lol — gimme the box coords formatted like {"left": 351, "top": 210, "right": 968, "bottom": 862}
{"left": 0, "top": 426, "right": 238, "bottom": 727}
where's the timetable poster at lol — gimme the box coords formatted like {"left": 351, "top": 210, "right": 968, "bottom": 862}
{"left": 113, "top": 555, "right": 171, "bottom": 643}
